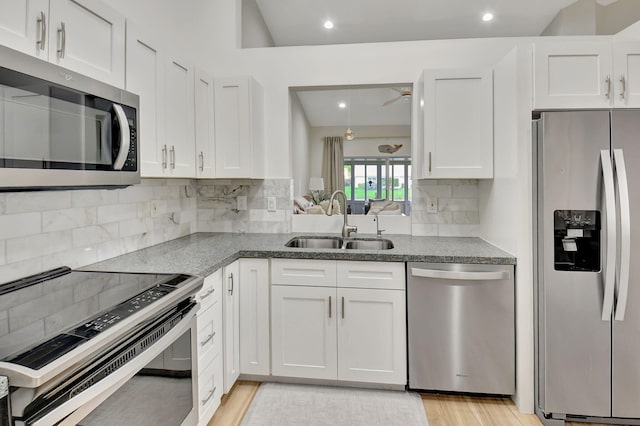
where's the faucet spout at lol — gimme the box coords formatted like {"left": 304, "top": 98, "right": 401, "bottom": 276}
{"left": 326, "top": 190, "right": 357, "bottom": 238}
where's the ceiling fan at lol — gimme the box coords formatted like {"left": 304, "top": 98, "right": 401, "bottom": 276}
{"left": 383, "top": 87, "right": 412, "bottom": 106}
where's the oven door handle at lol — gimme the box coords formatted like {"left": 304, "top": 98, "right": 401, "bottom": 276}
{"left": 32, "top": 310, "right": 196, "bottom": 426}
{"left": 112, "top": 104, "right": 130, "bottom": 171}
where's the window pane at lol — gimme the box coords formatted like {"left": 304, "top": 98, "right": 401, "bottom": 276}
{"left": 354, "top": 164, "right": 366, "bottom": 200}
{"left": 392, "top": 164, "right": 405, "bottom": 200}
{"left": 344, "top": 165, "right": 352, "bottom": 199}
{"left": 366, "top": 164, "right": 377, "bottom": 200}
{"left": 407, "top": 165, "right": 412, "bottom": 201}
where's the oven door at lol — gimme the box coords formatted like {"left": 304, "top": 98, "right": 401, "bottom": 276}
{"left": 15, "top": 304, "right": 198, "bottom": 426}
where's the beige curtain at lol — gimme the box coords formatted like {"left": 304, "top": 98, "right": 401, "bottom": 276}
{"left": 322, "top": 136, "right": 345, "bottom": 210}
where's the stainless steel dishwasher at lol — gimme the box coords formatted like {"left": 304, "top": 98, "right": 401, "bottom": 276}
{"left": 407, "top": 262, "right": 515, "bottom": 395}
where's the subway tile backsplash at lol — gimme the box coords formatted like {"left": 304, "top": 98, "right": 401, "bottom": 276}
{"left": 0, "top": 177, "right": 479, "bottom": 284}
{"left": 0, "top": 179, "right": 197, "bottom": 284}
{"left": 411, "top": 179, "right": 480, "bottom": 237}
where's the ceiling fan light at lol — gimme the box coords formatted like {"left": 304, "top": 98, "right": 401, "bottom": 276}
{"left": 344, "top": 128, "right": 355, "bottom": 141}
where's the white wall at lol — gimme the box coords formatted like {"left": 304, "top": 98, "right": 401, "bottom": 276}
{"left": 597, "top": 0, "right": 640, "bottom": 34}
{"left": 479, "top": 46, "right": 534, "bottom": 412}
{"left": 542, "top": 0, "right": 598, "bottom": 36}
{"left": 241, "top": 0, "right": 275, "bottom": 47}
{"left": 307, "top": 125, "right": 411, "bottom": 178}
{"left": 291, "top": 93, "right": 312, "bottom": 196}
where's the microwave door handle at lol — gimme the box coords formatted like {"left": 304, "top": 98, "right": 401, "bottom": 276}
{"left": 601, "top": 150, "right": 616, "bottom": 322}
{"left": 112, "top": 104, "right": 130, "bottom": 170}
{"left": 614, "top": 149, "right": 631, "bottom": 321}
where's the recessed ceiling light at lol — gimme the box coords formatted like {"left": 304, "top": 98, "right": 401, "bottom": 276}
{"left": 323, "top": 20, "right": 334, "bottom": 29}
{"left": 338, "top": 102, "right": 346, "bottom": 109}
{"left": 482, "top": 12, "right": 494, "bottom": 22}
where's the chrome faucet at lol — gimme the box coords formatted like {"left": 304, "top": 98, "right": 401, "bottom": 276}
{"left": 327, "top": 190, "right": 357, "bottom": 238}
{"left": 374, "top": 215, "right": 385, "bottom": 238}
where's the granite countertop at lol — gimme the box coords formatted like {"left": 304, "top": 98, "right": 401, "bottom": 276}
{"left": 82, "top": 232, "right": 516, "bottom": 278}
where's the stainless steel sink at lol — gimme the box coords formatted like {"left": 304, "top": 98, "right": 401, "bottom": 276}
{"left": 344, "top": 238, "right": 395, "bottom": 250}
{"left": 285, "top": 236, "right": 344, "bottom": 249}
{"left": 285, "top": 236, "right": 394, "bottom": 250}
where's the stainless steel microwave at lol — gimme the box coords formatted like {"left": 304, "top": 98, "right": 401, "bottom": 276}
{"left": 0, "top": 45, "right": 139, "bottom": 190}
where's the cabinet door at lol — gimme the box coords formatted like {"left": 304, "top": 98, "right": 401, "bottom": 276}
{"left": 195, "top": 69, "right": 216, "bottom": 178}
{"left": 271, "top": 285, "right": 337, "bottom": 380}
{"left": 534, "top": 42, "right": 612, "bottom": 109}
{"left": 164, "top": 55, "right": 195, "bottom": 177}
{"left": 0, "top": 0, "right": 49, "bottom": 59}
{"left": 222, "top": 260, "right": 240, "bottom": 393}
{"left": 48, "top": 0, "right": 125, "bottom": 87}
{"left": 422, "top": 67, "right": 493, "bottom": 179}
{"left": 214, "top": 76, "right": 252, "bottom": 178}
{"left": 239, "top": 258, "right": 270, "bottom": 375}
{"left": 337, "top": 288, "right": 406, "bottom": 385}
{"left": 613, "top": 41, "right": 640, "bottom": 108}
{"left": 125, "top": 22, "right": 166, "bottom": 177}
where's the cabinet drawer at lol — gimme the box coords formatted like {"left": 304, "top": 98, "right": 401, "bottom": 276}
{"left": 271, "top": 259, "right": 336, "bottom": 286}
{"left": 198, "top": 353, "right": 223, "bottom": 423}
{"left": 337, "top": 261, "right": 405, "bottom": 290}
{"left": 197, "top": 302, "right": 222, "bottom": 369}
{"left": 197, "top": 270, "right": 222, "bottom": 310}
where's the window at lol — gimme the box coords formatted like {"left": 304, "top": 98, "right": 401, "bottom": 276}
{"left": 343, "top": 157, "right": 411, "bottom": 215}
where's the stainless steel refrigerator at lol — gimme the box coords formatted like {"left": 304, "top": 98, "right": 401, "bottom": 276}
{"left": 535, "top": 111, "right": 640, "bottom": 425}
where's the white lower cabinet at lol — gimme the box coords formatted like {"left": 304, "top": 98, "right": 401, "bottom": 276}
{"left": 222, "top": 260, "right": 240, "bottom": 393}
{"left": 195, "top": 270, "right": 224, "bottom": 426}
{"left": 337, "top": 288, "right": 406, "bottom": 384}
{"left": 270, "top": 259, "right": 407, "bottom": 385}
{"left": 271, "top": 285, "right": 338, "bottom": 379}
{"left": 239, "top": 258, "right": 270, "bottom": 376}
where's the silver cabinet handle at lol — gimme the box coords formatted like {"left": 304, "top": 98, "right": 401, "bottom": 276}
{"left": 57, "top": 22, "right": 66, "bottom": 58}
{"left": 37, "top": 11, "right": 46, "bottom": 50}
{"left": 428, "top": 151, "right": 432, "bottom": 173}
{"left": 200, "top": 332, "right": 215, "bottom": 346}
{"left": 620, "top": 76, "right": 627, "bottom": 99}
{"left": 201, "top": 387, "right": 216, "bottom": 404}
{"left": 170, "top": 145, "right": 175, "bottom": 170}
{"left": 328, "top": 296, "right": 332, "bottom": 318}
{"left": 613, "top": 149, "right": 631, "bottom": 321}
{"left": 410, "top": 267, "right": 510, "bottom": 281}
{"left": 600, "top": 150, "right": 616, "bottom": 321}
{"left": 161, "top": 145, "right": 167, "bottom": 169}
{"left": 199, "top": 151, "right": 204, "bottom": 171}
{"left": 341, "top": 296, "right": 345, "bottom": 319}
{"left": 200, "top": 287, "right": 215, "bottom": 299}
{"left": 605, "top": 75, "right": 612, "bottom": 99}
{"left": 228, "top": 272, "right": 234, "bottom": 295}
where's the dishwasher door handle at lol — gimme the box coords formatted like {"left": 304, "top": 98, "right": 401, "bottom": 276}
{"left": 410, "top": 268, "right": 510, "bottom": 281}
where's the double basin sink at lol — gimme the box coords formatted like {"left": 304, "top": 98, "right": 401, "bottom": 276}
{"left": 285, "top": 235, "right": 394, "bottom": 250}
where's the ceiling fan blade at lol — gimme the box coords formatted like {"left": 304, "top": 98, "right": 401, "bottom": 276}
{"left": 383, "top": 95, "right": 402, "bottom": 106}
{"left": 391, "top": 87, "right": 404, "bottom": 94}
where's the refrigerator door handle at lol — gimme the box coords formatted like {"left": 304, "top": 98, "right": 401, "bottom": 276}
{"left": 613, "top": 149, "right": 631, "bottom": 321}
{"left": 601, "top": 150, "right": 617, "bottom": 321}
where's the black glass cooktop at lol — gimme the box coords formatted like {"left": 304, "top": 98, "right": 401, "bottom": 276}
{"left": 0, "top": 267, "right": 192, "bottom": 368}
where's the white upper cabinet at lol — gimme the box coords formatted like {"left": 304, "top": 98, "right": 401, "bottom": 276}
{"left": 0, "top": 0, "right": 49, "bottom": 59}
{"left": 214, "top": 76, "right": 265, "bottom": 179}
{"left": 418, "top": 67, "right": 493, "bottom": 179}
{"left": 48, "top": 0, "right": 125, "bottom": 87}
{"left": 195, "top": 69, "right": 216, "bottom": 178}
{"left": 534, "top": 41, "right": 640, "bottom": 109}
{"left": 125, "top": 23, "right": 166, "bottom": 177}
{"left": 164, "top": 54, "right": 195, "bottom": 177}
{"left": 613, "top": 41, "right": 640, "bottom": 108}
{"left": 0, "top": 0, "right": 125, "bottom": 87}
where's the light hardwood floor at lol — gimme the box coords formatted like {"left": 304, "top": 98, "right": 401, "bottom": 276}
{"left": 207, "top": 381, "right": 607, "bottom": 426}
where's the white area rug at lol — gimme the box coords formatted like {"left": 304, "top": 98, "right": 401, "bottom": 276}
{"left": 241, "top": 383, "right": 429, "bottom": 426}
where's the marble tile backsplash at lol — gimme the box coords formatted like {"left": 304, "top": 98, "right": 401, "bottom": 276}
{"left": 197, "top": 179, "right": 292, "bottom": 233}
{"left": 0, "top": 179, "right": 197, "bottom": 283}
{"left": 411, "top": 179, "right": 480, "bottom": 237}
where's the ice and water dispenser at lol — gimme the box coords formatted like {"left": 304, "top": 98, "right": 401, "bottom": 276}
{"left": 554, "top": 210, "right": 600, "bottom": 272}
